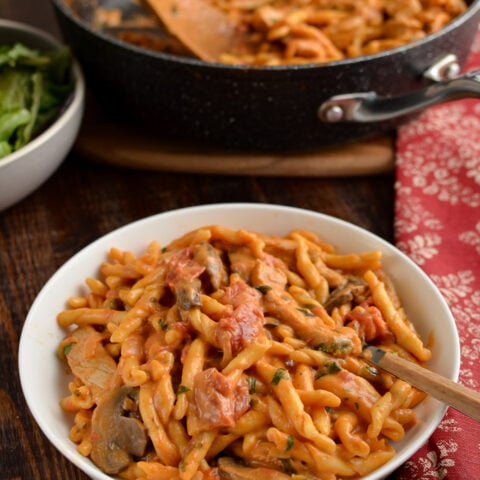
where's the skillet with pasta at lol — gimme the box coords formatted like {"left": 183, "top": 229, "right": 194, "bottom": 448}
{"left": 98, "top": 0, "right": 469, "bottom": 65}
{"left": 208, "top": 0, "right": 469, "bottom": 65}
{"left": 57, "top": 225, "right": 431, "bottom": 479}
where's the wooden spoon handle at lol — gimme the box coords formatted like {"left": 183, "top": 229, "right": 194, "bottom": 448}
{"left": 364, "top": 346, "right": 480, "bottom": 422}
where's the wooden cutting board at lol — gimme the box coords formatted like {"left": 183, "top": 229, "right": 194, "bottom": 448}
{"left": 75, "top": 98, "right": 395, "bottom": 177}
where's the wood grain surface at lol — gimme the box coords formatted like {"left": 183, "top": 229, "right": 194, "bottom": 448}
{"left": 0, "top": 1, "right": 396, "bottom": 479}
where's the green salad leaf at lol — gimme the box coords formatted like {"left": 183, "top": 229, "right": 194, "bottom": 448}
{"left": 0, "top": 43, "right": 74, "bottom": 160}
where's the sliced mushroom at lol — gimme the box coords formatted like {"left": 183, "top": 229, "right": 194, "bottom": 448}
{"left": 323, "top": 278, "right": 369, "bottom": 313}
{"left": 176, "top": 278, "right": 202, "bottom": 310}
{"left": 193, "top": 241, "right": 228, "bottom": 291}
{"left": 90, "top": 386, "right": 147, "bottom": 474}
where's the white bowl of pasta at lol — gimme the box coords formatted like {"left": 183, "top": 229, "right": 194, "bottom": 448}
{"left": 19, "top": 203, "right": 459, "bottom": 480}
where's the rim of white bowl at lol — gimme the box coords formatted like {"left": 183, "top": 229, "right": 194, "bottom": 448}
{"left": 0, "top": 19, "right": 85, "bottom": 169}
{"left": 18, "top": 203, "right": 460, "bottom": 480}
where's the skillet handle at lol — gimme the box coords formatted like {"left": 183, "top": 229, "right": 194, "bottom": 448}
{"left": 318, "top": 69, "right": 480, "bottom": 123}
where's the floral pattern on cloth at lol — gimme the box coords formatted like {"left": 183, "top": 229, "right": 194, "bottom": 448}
{"left": 393, "top": 26, "right": 480, "bottom": 480}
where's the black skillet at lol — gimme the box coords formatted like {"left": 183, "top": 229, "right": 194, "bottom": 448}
{"left": 50, "top": 0, "right": 480, "bottom": 152}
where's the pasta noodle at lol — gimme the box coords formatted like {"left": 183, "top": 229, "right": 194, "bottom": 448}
{"left": 57, "top": 225, "right": 432, "bottom": 479}
{"left": 97, "top": 0, "right": 468, "bottom": 65}
{"left": 214, "top": 0, "right": 468, "bottom": 65}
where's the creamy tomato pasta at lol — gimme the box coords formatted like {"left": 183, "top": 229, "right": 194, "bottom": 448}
{"left": 95, "top": 0, "right": 468, "bottom": 65}
{"left": 57, "top": 225, "right": 431, "bottom": 479}
{"left": 212, "top": 0, "right": 469, "bottom": 65}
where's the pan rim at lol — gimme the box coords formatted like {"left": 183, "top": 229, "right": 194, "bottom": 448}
{"left": 50, "top": 0, "right": 480, "bottom": 72}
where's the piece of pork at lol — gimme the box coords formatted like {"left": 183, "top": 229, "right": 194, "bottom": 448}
{"left": 64, "top": 325, "right": 117, "bottom": 401}
{"left": 215, "top": 279, "right": 265, "bottom": 354}
{"left": 263, "top": 288, "right": 362, "bottom": 356}
{"left": 166, "top": 248, "right": 205, "bottom": 310}
{"left": 193, "top": 368, "right": 250, "bottom": 432}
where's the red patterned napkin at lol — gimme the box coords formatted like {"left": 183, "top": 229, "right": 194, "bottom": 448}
{"left": 393, "top": 28, "right": 480, "bottom": 479}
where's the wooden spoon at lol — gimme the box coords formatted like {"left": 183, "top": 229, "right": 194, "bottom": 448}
{"left": 143, "top": 0, "right": 245, "bottom": 62}
{"left": 363, "top": 346, "right": 480, "bottom": 421}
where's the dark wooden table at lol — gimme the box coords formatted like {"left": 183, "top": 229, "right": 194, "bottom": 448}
{"left": 0, "top": 1, "right": 395, "bottom": 478}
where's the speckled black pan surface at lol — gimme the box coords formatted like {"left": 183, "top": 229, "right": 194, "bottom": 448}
{"left": 51, "top": 0, "right": 480, "bottom": 152}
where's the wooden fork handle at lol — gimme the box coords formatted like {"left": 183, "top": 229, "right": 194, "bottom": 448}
{"left": 364, "top": 346, "right": 480, "bottom": 422}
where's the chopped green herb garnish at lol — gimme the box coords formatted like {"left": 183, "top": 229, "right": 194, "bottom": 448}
{"left": 62, "top": 342, "right": 75, "bottom": 356}
{"left": 176, "top": 385, "right": 191, "bottom": 395}
{"left": 326, "top": 361, "right": 342, "bottom": 374}
{"left": 255, "top": 285, "right": 272, "bottom": 294}
{"left": 159, "top": 318, "right": 168, "bottom": 331}
{"left": 246, "top": 376, "right": 257, "bottom": 394}
{"left": 271, "top": 368, "right": 289, "bottom": 385}
{"left": 286, "top": 435, "right": 294, "bottom": 451}
{"left": 316, "top": 339, "right": 353, "bottom": 354}
{"left": 296, "top": 307, "right": 316, "bottom": 317}
{"left": 315, "top": 361, "right": 342, "bottom": 379}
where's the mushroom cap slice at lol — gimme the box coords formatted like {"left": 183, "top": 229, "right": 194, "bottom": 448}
{"left": 90, "top": 385, "right": 147, "bottom": 474}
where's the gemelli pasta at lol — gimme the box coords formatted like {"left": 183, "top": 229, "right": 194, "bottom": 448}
{"left": 95, "top": 0, "right": 468, "bottom": 65}
{"left": 57, "top": 225, "right": 432, "bottom": 479}
{"left": 214, "top": 0, "right": 469, "bottom": 65}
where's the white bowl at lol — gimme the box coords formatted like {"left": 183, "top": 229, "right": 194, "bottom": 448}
{"left": 0, "top": 20, "right": 85, "bottom": 211}
{"left": 18, "top": 203, "right": 459, "bottom": 480}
